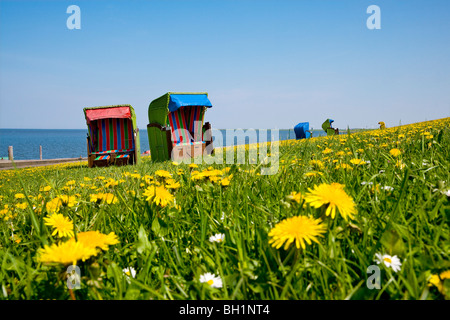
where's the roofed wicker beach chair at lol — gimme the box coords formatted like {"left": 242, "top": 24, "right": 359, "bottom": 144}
{"left": 294, "top": 122, "right": 312, "bottom": 139}
{"left": 83, "top": 104, "right": 141, "bottom": 168}
{"left": 322, "top": 118, "right": 339, "bottom": 136}
{"left": 147, "top": 92, "right": 214, "bottom": 162}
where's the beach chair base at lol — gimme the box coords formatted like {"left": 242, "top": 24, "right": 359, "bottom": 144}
{"left": 93, "top": 155, "right": 110, "bottom": 167}
{"left": 114, "top": 154, "right": 130, "bottom": 166}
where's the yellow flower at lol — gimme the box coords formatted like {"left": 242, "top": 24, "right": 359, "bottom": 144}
{"left": 350, "top": 159, "right": 366, "bottom": 165}
{"left": 58, "top": 195, "right": 77, "bottom": 207}
{"left": 309, "top": 160, "right": 324, "bottom": 169}
{"left": 70, "top": 231, "right": 119, "bottom": 251}
{"left": 304, "top": 171, "right": 323, "bottom": 178}
{"left": 395, "top": 160, "right": 406, "bottom": 170}
{"left": 389, "top": 148, "right": 402, "bottom": 157}
{"left": 155, "top": 170, "right": 172, "bottom": 179}
{"left": 105, "top": 178, "right": 119, "bottom": 188}
{"left": 143, "top": 186, "right": 174, "bottom": 207}
{"left": 336, "top": 163, "right": 352, "bottom": 170}
{"left": 221, "top": 176, "right": 231, "bottom": 186}
{"left": 90, "top": 193, "right": 118, "bottom": 204}
{"left": 38, "top": 240, "right": 98, "bottom": 266}
{"left": 39, "top": 186, "right": 52, "bottom": 192}
{"left": 304, "top": 183, "right": 357, "bottom": 221}
{"left": 191, "top": 171, "right": 206, "bottom": 181}
{"left": 428, "top": 270, "right": 450, "bottom": 296}
{"left": 15, "top": 203, "right": 28, "bottom": 210}
{"left": 268, "top": 216, "right": 326, "bottom": 250}
{"left": 101, "top": 193, "right": 118, "bottom": 204}
{"left": 46, "top": 197, "right": 62, "bottom": 213}
{"left": 166, "top": 180, "right": 181, "bottom": 189}
{"left": 286, "top": 191, "right": 304, "bottom": 204}
{"left": 44, "top": 213, "right": 74, "bottom": 238}
{"left": 322, "top": 148, "right": 332, "bottom": 154}
{"left": 14, "top": 193, "right": 25, "bottom": 199}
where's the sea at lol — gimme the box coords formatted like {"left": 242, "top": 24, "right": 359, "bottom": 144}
{"left": 0, "top": 128, "right": 328, "bottom": 160}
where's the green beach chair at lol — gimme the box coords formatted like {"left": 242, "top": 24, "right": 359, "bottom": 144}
{"left": 147, "top": 92, "right": 214, "bottom": 162}
{"left": 322, "top": 118, "right": 339, "bottom": 136}
{"left": 83, "top": 104, "right": 141, "bottom": 168}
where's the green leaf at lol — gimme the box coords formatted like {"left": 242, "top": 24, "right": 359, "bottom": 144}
{"left": 380, "top": 228, "right": 406, "bottom": 256}
{"left": 136, "top": 225, "right": 152, "bottom": 255}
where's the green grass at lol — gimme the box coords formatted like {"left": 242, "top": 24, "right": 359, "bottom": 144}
{"left": 0, "top": 117, "right": 449, "bottom": 300}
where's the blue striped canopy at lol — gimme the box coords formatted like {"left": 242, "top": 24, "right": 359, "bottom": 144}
{"left": 168, "top": 94, "right": 212, "bottom": 112}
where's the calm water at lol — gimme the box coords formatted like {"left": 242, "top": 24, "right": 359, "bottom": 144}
{"left": 0, "top": 128, "right": 327, "bottom": 160}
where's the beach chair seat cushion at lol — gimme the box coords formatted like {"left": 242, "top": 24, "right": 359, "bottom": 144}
{"left": 92, "top": 148, "right": 135, "bottom": 155}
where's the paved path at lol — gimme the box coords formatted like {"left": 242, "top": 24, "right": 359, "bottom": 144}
{"left": 0, "top": 157, "right": 87, "bottom": 170}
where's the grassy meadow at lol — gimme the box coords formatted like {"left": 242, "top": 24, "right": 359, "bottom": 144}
{"left": 0, "top": 117, "right": 449, "bottom": 300}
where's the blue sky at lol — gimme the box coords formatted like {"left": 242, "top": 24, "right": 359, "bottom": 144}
{"left": 0, "top": 0, "right": 449, "bottom": 130}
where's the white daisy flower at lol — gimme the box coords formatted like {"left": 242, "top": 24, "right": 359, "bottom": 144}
{"left": 375, "top": 253, "right": 402, "bottom": 272}
{"left": 361, "top": 181, "right": 374, "bottom": 186}
{"left": 382, "top": 186, "right": 394, "bottom": 192}
{"left": 123, "top": 267, "right": 137, "bottom": 280}
{"left": 199, "top": 272, "right": 223, "bottom": 288}
{"left": 442, "top": 189, "right": 450, "bottom": 197}
{"left": 209, "top": 233, "right": 225, "bottom": 243}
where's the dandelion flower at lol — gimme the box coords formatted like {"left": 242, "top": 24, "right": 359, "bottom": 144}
{"left": 286, "top": 191, "right": 304, "bottom": 204}
{"left": 166, "top": 180, "right": 181, "bottom": 189}
{"left": 46, "top": 197, "right": 63, "bottom": 213}
{"left": 15, "top": 203, "right": 28, "bottom": 210}
{"left": 268, "top": 215, "right": 326, "bottom": 250}
{"left": 199, "top": 272, "right": 223, "bottom": 288}
{"left": 70, "top": 230, "right": 119, "bottom": 251}
{"left": 221, "top": 176, "right": 231, "bottom": 186}
{"left": 14, "top": 193, "right": 25, "bottom": 199}
{"left": 44, "top": 213, "right": 74, "bottom": 238}
{"left": 209, "top": 233, "right": 225, "bottom": 243}
{"left": 101, "top": 193, "right": 118, "bottom": 204}
{"left": 58, "top": 195, "right": 77, "bottom": 207}
{"left": 350, "top": 159, "right": 366, "bottom": 165}
{"left": 304, "top": 183, "right": 357, "bottom": 221}
{"left": 38, "top": 240, "right": 97, "bottom": 266}
{"left": 389, "top": 148, "right": 402, "bottom": 157}
{"left": 39, "top": 186, "right": 52, "bottom": 192}
{"left": 428, "top": 270, "right": 450, "bottom": 295}
{"left": 143, "top": 185, "right": 174, "bottom": 207}
{"left": 155, "top": 170, "right": 172, "bottom": 179}
{"left": 375, "top": 253, "right": 402, "bottom": 272}
{"left": 395, "top": 160, "right": 406, "bottom": 169}
{"left": 304, "top": 171, "right": 323, "bottom": 178}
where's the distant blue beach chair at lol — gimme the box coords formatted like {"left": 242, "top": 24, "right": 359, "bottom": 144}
{"left": 294, "top": 122, "right": 312, "bottom": 139}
